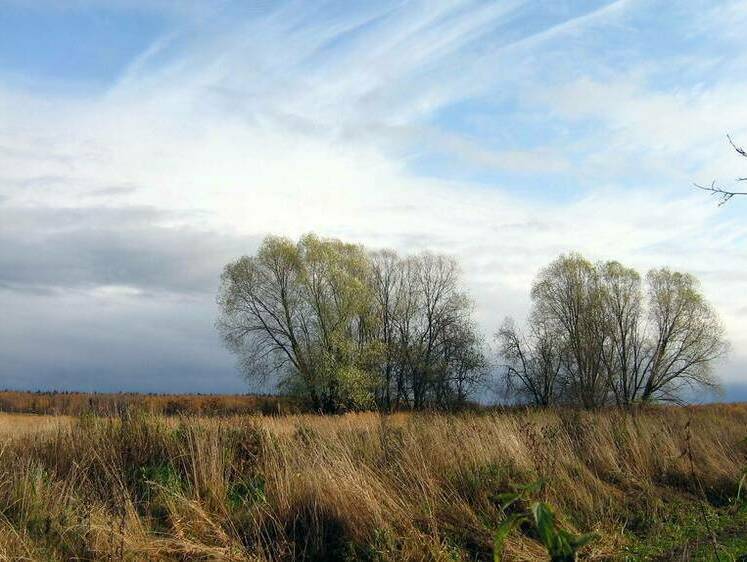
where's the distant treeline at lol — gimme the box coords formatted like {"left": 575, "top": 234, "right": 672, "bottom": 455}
{"left": 219, "top": 234, "right": 728, "bottom": 413}
{"left": 0, "top": 390, "right": 293, "bottom": 416}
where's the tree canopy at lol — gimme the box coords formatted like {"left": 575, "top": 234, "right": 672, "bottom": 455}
{"left": 218, "top": 234, "right": 486, "bottom": 412}
{"left": 497, "top": 253, "right": 728, "bottom": 407}
{"left": 219, "top": 236, "right": 727, "bottom": 411}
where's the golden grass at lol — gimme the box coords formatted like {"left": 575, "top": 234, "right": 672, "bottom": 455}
{"left": 0, "top": 405, "right": 744, "bottom": 560}
{"left": 0, "top": 413, "right": 74, "bottom": 437}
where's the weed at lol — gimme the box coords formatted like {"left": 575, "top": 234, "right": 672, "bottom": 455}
{"left": 493, "top": 480, "right": 596, "bottom": 561}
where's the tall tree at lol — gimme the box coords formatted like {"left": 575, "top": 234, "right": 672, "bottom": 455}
{"left": 530, "top": 253, "right": 609, "bottom": 408}
{"left": 639, "top": 269, "right": 727, "bottom": 402}
{"left": 496, "top": 316, "right": 563, "bottom": 406}
{"left": 498, "top": 254, "right": 727, "bottom": 408}
{"left": 219, "top": 234, "right": 486, "bottom": 412}
{"left": 598, "top": 261, "right": 647, "bottom": 406}
{"left": 369, "top": 250, "right": 407, "bottom": 410}
{"left": 406, "top": 253, "right": 483, "bottom": 409}
{"left": 218, "top": 234, "right": 378, "bottom": 412}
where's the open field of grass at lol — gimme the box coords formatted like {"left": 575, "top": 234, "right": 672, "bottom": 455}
{"left": 0, "top": 405, "right": 744, "bottom": 560}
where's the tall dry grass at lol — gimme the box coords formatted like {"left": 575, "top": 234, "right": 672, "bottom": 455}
{"left": 0, "top": 405, "right": 744, "bottom": 560}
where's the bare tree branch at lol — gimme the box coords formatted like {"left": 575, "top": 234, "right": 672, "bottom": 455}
{"left": 693, "top": 181, "right": 747, "bottom": 206}
{"left": 695, "top": 134, "right": 747, "bottom": 205}
{"left": 728, "top": 134, "right": 747, "bottom": 158}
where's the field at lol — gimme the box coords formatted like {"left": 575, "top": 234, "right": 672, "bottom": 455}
{"left": 0, "top": 404, "right": 745, "bottom": 561}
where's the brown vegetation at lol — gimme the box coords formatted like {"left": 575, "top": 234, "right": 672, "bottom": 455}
{"left": 0, "top": 412, "right": 74, "bottom": 437}
{"left": 0, "top": 391, "right": 290, "bottom": 417}
{"left": 0, "top": 404, "right": 744, "bottom": 560}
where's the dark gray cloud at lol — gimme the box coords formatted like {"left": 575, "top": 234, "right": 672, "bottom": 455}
{"left": 0, "top": 204, "right": 266, "bottom": 393}
{"left": 0, "top": 204, "right": 260, "bottom": 295}
{"left": 724, "top": 383, "right": 747, "bottom": 403}
{"left": 0, "top": 287, "right": 251, "bottom": 393}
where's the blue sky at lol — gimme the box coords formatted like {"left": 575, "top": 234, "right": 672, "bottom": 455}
{"left": 1, "top": 0, "right": 746, "bottom": 398}
{"left": 0, "top": 5, "right": 164, "bottom": 86}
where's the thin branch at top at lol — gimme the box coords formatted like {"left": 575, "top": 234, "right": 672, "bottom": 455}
{"left": 727, "top": 134, "right": 747, "bottom": 158}
{"left": 695, "top": 134, "right": 747, "bottom": 205}
{"left": 693, "top": 181, "right": 747, "bottom": 206}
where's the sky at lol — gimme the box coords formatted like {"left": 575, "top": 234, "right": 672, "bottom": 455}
{"left": 1, "top": 0, "right": 746, "bottom": 399}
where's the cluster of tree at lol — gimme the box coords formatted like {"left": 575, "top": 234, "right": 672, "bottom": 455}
{"left": 497, "top": 254, "right": 728, "bottom": 407}
{"left": 217, "top": 234, "right": 486, "bottom": 413}
{"left": 218, "top": 235, "right": 728, "bottom": 412}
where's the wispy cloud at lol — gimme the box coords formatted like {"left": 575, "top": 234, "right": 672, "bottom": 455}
{"left": 1, "top": 0, "right": 746, "bottom": 392}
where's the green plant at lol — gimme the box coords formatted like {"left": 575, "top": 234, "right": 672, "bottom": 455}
{"left": 227, "top": 475, "right": 266, "bottom": 509}
{"left": 493, "top": 480, "right": 596, "bottom": 561}
{"left": 736, "top": 469, "right": 746, "bottom": 504}
{"left": 530, "top": 502, "right": 597, "bottom": 561}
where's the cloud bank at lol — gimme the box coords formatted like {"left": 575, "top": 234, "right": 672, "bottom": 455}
{"left": 0, "top": 0, "right": 745, "bottom": 397}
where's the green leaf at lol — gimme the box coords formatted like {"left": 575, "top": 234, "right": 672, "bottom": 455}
{"left": 569, "top": 531, "right": 598, "bottom": 550}
{"left": 496, "top": 492, "right": 521, "bottom": 510}
{"left": 531, "top": 502, "right": 559, "bottom": 552}
{"left": 530, "top": 502, "right": 597, "bottom": 559}
{"left": 493, "top": 514, "right": 527, "bottom": 562}
{"left": 517, "top": 478, "right": 545, "bottom": 495}
{"left": 737, "top": 471, "right": 746, "bottom": 503}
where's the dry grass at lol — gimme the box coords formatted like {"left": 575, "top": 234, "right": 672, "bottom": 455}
{"left": 0, "top": 391, "right": 291, "bottom": 417}
{"left": 0, "top": 413, "right": 74, "bottom": 437}
{"left": 0, "top": 405, "right": 744, "bottom": 560}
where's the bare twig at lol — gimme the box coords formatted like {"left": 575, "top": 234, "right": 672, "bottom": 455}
{"left": 695, "top": 134, "right": 747, "bottom": 205}
{"left": 727, "top": 134, "right": 747, "bottom": 158}
{"left": 693, "top": 181, "right": 747, "bottom": 206}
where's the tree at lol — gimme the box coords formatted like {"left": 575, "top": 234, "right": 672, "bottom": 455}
{"left": 217, "top": 236, "right": 308, "bottom": 391}
{"left": 370, "top": 252, "right": 486, "bottom": 410}
{"left": 496, "top": 316, "right": 563, "bottom": 406}
{"left": 695, "top": 135, "right": 747, "bottom": 205}
{"left": 369, "top": 250, "right": 405, "bottom": 410}
{"left": 218, "top": 234, "right": 486, "bottom": 412}
{"left": 639, "top": 268, "right": 727, "bottom": 402}
{"left": 217, "top": 234, "right": 378, "bottom": 413}
{"left": 439, "top": 319, "right": 487, "bottom": 407}
{"left": 408, "top": 253, "right": 475, "bottom": 409}
{"left": 598, "top": 261, "right": 647, "bottom": 406}
{"left": 497, "top": 254, "right": 727, "bottom": 408}
{"left": 530, "top": 253, "right": 609, "bottom": 408}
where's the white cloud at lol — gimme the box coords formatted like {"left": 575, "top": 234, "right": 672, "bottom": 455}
{"left": 540, "top": 75, "right": 747, "bottom": 164}
{"left": 1, "top": 0, "right": 746, "bottom": 391}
